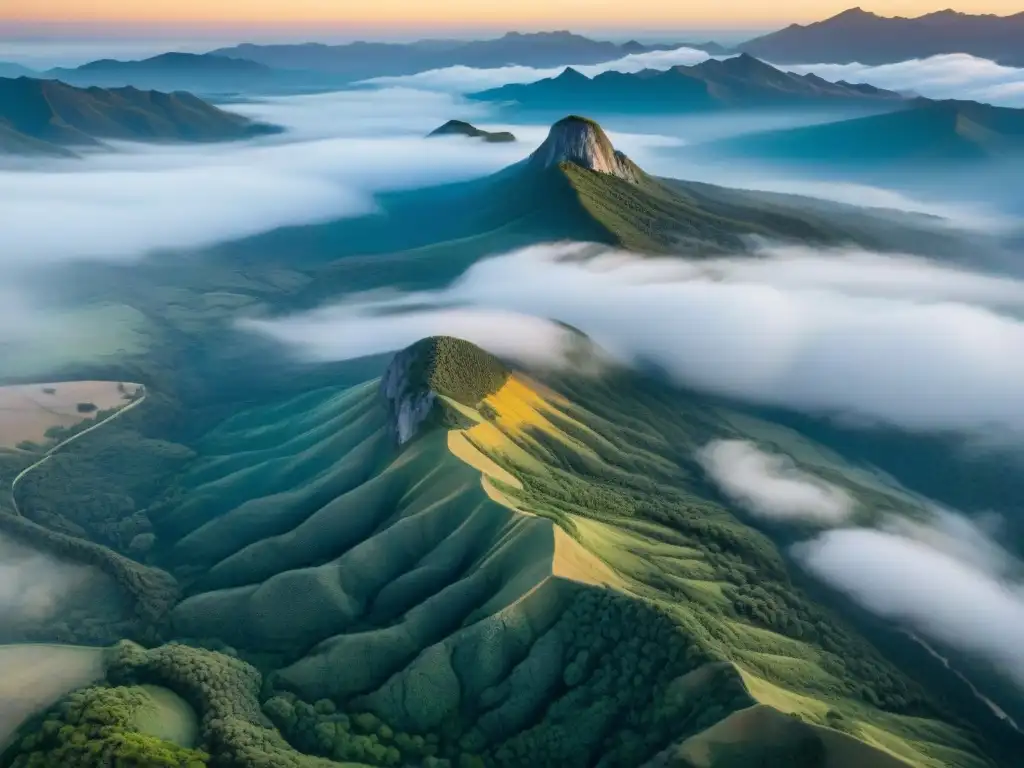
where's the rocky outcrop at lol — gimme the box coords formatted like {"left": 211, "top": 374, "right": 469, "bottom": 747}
{"left": 379, "top": 336, "right": 510, "bottom": 446}
{"left": 379, "top": 345, "right": 440, "bottom": 446}
{"left": 527, "top": 115, "right": 641, "bottom": 182}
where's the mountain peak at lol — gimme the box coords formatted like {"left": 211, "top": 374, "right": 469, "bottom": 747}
{"left": 380, "top": 336, "right": 510, "bottom": 445}
{"left": 555, "top": 66, "right": 589, "bottom": 81}
{"left": 528, "top": 115, "right": 640, "bottom": 182}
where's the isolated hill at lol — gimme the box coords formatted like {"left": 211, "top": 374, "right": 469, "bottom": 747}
{"left": 699, "top": 97, "right": 1024, "bottom": 166}
{"left": 469, "top": 53, "right": 906, "bottom": 114}
{"left": 209, "top": 31, "right": 718, "bottom": 82}
{"left": 2, "top": 334, "right": 1007, "bottom": 767}
{"left": 738, "top": 7, "right": 1024, "bottom": 67}
{"left": 0, "top": 76, "right": 280, "bottom": 157}
{"left": 427, "top": 120, "right": 516, "bottom": 142}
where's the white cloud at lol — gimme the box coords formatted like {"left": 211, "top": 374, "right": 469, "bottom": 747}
{"left": 360, "top": 46, "right": 711, "bottom": 92}
{"left": 242, "top": 242, "right": 1024, "bottom": 438}
{"left": 0, "top": 534, "right": 100, "bottom": 624}
{"left": 697, "top": 439, "right": 855, "bottom": 524}
{"left": 0, "top": 89, "right": 532, "bottom": 265}
{"left": 781, "top": 53, "right": 1024, "bottom": 108}
{"left": 795, "top": 527, "right": 1024, "bottom": 689}
{"left": 241, "top": 304, "right": 573, "bottom": 367}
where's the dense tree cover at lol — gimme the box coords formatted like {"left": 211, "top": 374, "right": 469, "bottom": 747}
{"left": 402, "top": 337, "right": 509, "bottom": 407}
{"left": 0, "top": 512, "right": 178, "bottom": 644}
{"left": 106, "top": 642, "right": 358, "bottom": 768}
{"left": 1, "top": 685, "right": 209, "bottom": 768}
{"left": 488, "top": 379, "right": 939, "bottom": 720}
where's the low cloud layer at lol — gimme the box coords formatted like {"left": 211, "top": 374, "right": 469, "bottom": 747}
{"left": 0, "top": 534, "right": 98, "bottom": 624}
{"left": 244, "top": 242, "right": 1024, "bottom": 438}
{"left": 0, "top": 89, "right": 534, "bottom": 266}
{"left": 363, "top": 49, "right": 1024, "bottom": 108}
{"left": 796, "top": 526, "right": 1024, "bottom": 689}
{"left": 241, "top": 305, "right": 574, "bottom": 367}
{"left": 361, "top": 46, "right": 711, "bottom": 92}
{"left": 782, "top": 53, "right": 1024, "bottom": 108}
{"left": 697, "top": 440, "right": 855, "bottom": 524}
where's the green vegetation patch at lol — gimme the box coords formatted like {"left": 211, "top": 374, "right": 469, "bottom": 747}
{"left": 401, "top": 337, "right": 510, "bottom": 407}
{"left": 1, "top": 684, "right": 209, "bottom": 768}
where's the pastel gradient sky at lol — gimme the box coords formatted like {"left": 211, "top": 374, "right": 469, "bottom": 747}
{"left": 4, "top": 1, "right": 1022, "bottom": 30}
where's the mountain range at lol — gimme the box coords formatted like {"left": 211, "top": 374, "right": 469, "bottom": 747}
{"left": 0, "top": 76, "right": 280, "bottom": 157}
{"left": 1, "top": 114, "right": 1019, "bottom": 768}
{"left": 209, "top": 31, "right": 725, "bottom": 82}
{"left": 469, "top": 53, "right": 905, "bottom": 114}
{"left": 739, "top": 7, "right": 1024, "bottom": 67}
{"left": 40, "top": 52, "right": 291, "bottom": 94}
{"left": 698, "top": 96, "right": 1024, "bottom": 167}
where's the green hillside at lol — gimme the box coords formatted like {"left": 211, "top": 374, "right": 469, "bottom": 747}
{"left": 2, "top": 337, "right": 1004, "bottom": 768}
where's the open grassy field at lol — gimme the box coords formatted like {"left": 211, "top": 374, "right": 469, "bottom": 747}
{"left": 0, "top": 644, "right": 106, "bottom": 749}
{"left": 0, "top": 380, "right": 141, "bottom": 449}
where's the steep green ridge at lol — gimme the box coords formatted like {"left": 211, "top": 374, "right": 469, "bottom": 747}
{"left": 4, "top": 338, "right": 1002, "bottom": 768}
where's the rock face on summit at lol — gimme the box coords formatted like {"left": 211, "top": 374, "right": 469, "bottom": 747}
{"left": 379, "top": 336, "right": 510, "bottom": 445}
{"left": 528, "top": 115, "right": 641, "bottom": 182}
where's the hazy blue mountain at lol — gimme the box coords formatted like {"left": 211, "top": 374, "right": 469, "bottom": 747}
{"left": 0, "top": 76, "right": 281, "bottom": 157}
{"left": 0, "top": 61, "right": 37, "bottom": 79}
{"left": 209, "top": 31, "right": 721, "bottom": 82}
{"left": 738, "top": 7, "right": 1024, "bottom": 67}
{"left": 39, "top": 52, "right": 325, "bottom": 96}
{"left": 696, "top": 97, "right": 1024, "bottom": 166}
{"left": 470, "top": 53, "right": 906, "bottom": 113}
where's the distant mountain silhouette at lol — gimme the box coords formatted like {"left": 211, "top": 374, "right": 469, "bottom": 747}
{"left": 699, "top": 97, "right": 1024, "bottom": 166}
{"left": 0, "top": 77, "right": 280, "bottom": 157}
{"left": 42, "top": 53, "right": 284, "bottom": 93}
{"left": 0, "top": 62, "right": 37, "bottom": 79}
{"left": 470, "top": 54, "right": 905, "bottom": 113}
{"left": 210, "top": 31, "right": 721, "bottom": 82}
{"left": 739, "top": 8, "right": 1024, "bottom": 67}
{"left": 427, "top": 120, "right": 516, "bottom": 142}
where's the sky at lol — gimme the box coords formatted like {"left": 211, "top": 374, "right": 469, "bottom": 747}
{"left": 3, "top": 1, "right": 1023, "bottom": 38}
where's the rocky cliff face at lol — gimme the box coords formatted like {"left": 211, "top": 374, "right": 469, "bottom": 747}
{"left": 528, "top": 115, "right": 641, "bottom": 182}
{"left": 379, "top": 346, "right": 440, "bottom": 446}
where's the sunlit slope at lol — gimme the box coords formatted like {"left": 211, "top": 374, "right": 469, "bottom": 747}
{"left": 135, "top": 338, "right": 994, "bottom": 768}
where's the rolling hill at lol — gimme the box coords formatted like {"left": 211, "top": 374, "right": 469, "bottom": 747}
{"left": 0, "top": 76, "right": 281, "bottom": 157}
{"left": 738, "top": 7, "right": 1024, "bottom": 67}
{"left": 0, "top": 335, "right": 1012, "bottom": 767}
{"left": 696, "top": 97, "right": 1024, "bottom": 166}
{"left": 469, "top": 54, "right": 905, "bottom": 114}
{"left": 427, "top": 120, "right": 516, "bottom": 143}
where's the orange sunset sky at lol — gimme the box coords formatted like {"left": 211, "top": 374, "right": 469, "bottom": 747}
{"left": 3, "top": 1, "right": 1021, "bottom": 30}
